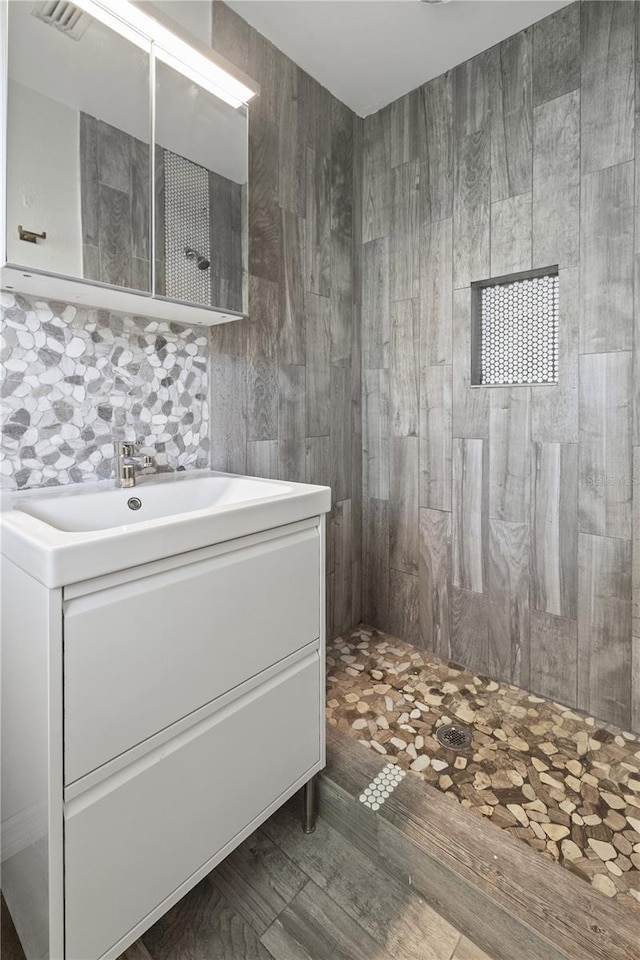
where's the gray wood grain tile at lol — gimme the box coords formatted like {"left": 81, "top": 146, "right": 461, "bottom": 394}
{"left": 450, "top": 586, "right": 490, "bottom": 676}
{"left": 390, "top": 160, "right": 420, "bottom": 302}
{"left": 420, "top": 364, "right": 452, "bottom": 512}
{"left": 532, "top": 90, "right": 580, "bottom": 270}
{"left": 531, "top": 267, "right": 579, "bottom": 444}
{"left": 97, "top": 120, "right": 130, "bottom": 194}
{"left": 331, "top": 98, "right": 354, "bottom": 239}
{"left": 331, "top": 366, "right": 351, "bottom": 501}
{"left": 98, "top": 184, "right": 131, "bottom": 288}
{"left": 420, "top": 73, "right": 454, "bottom": 224}
{"left": 279, "top": 437, "right": 302, "bottom": 485}
{"left": 390, "top": 87, "right": 422, "bottom": 169}
{"left": 363, "top": 369, "right": 390, "bottom": 500}
{"left": 305, "top": 293, "right": 331, "bottom": 437}
{"left": 278, "top": 59, "right": 306, "bottom": 219}
{"left": 279, "top": 211, "right": 306, "bottom": 365}
{"left": 581, "top": 1, "right": 635, "bottom": 175}
{"left": 248, "top": 274, "right": 278, "bottom": 360}
{"left": 362, "top": 238, "right": 390, "bottom": 369}
{"left": 305, "top": 436, "right": 331, "bottom": 488}
{"left": 419, "top": 508, "right": 451, "bottom": 658}
{"left": 579, "top": 351, "right": 632, "bottom": 540}
{"left": 142, "top": 879, "right": 272, "bottom": 960}
{"left": 249, "top": 200, "right": 282, "bottom": 284}
{"left": 489, "top": 387, "right": 531, "bottom": 524}
{"left": 532, "top": 3, "right": 580, "bottom": 106}
{"left": 634, "top": 446, "right": 640, "bottom": 639}
{"left": 212, "top": 1, "right": 249, "bottom": 71}
{"left": 390, "top": 299, "right": 419, "bottom": 437}
{"left": 580, "top": 162, "right": 634, "bottom": 354}
{"left": 303, "top": 73, "right": 331, "bottom": 159}
{"left": 453, "top": 130, "right": 490, "bottom": 290}
{"left": 249, "top": 117, "right": 279, "bottom": 208}
{"left": 211, "top": 830, "right": 307, "bottom": 937}
{"left": 261, "top": 879, "right": 381, "bottom": 960}
{"left": 491, "top": 29, "right": 532, "bottom": 202}
{"left": 306, "top": 149, "right": 331, "bottom": 298}
{"left": 531, "top": 442, "right": 577, "bottom": 620}
{"left": 487, "top": 519, "right": 531, "bottom": 688}
{"left": 390, "top": 436, "right": 419, "bottom": 576}
{"left": 331, "top": 499, "right": 353, "bottom": 637}
{"left": 389, "top": 570, "right": 420, "bottom": 647}
{"left": 79, "top": 113, "right": 99, "bottom": 247}
{"left": 490, "top": 194, "right": 532, "bottom": 278}
{"left": 247, "top": 358, "right": 278, "bottom": 442}
{"left": 210, "top": 354, "right": 246, "bottom": 474}
{"left": 330, "top": 231, "right": 352, "bottom": 367}
{"left": 420, "top": 218, "right": 453, "bottom": 366}
{"left": 452, "top": 439, "right": 487, "bottom": 593}
{"left": 452, "top": 288, "right": 489, "bottom": 439}
{"left": 578, "top": 533, "right": 632, "bottom": 729}
{"left": 362, "top": 108, "right": 390, "bottom": 244}
{"left": 363, "top": 498, "right": 390, "bottom": 633}
{"left": 247, "top": 439, "right": 279, "bottom": 480}
{"left": 263, "top": 807, "right": 461, "bottom": 960}
{"left": 279, "top": 365, "right": 306, "bottom": 442}
{"left": 453, "top": 50, "right": 494, "bottom": 141}
{"left": 530, "top": 610, "right": 578, "bottom": 708}
{"left": 248, "top": 31, "right": 279, "bottom": 126}
{"left": 131, "top": 137, "right": 151, "bottom": 266}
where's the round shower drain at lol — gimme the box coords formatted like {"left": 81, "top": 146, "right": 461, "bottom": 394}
{"left": 435, "top": 723, "right": 472, "bottom": 751}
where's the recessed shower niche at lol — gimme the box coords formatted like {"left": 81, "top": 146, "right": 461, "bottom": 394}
{"left": 471, "top": 267, "right": 559, "bottom": 387}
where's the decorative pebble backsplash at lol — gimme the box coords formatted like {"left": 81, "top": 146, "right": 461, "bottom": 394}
{"left": 328, "top": 626, "right": 640, "bottom": 913}
{"left": 0, "top": 292, "right": 210, "bottom": 489}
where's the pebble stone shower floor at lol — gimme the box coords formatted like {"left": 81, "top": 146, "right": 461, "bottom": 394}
{"left": 326, "top": 626, "right": 640, "bottom": 916}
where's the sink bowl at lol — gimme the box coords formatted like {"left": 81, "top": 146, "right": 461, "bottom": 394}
{"left": 19, "top": 474, "right": 292, "bottom": 532}
{"left": 0, "top": 470, "right": 331, "bottom": 587}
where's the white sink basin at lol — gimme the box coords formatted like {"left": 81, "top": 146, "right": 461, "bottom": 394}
{"left": 19, "top": 474, "right": 292, "bottom": 532}
{"left": 1, "top": 470, "right": 331, "bottom": 587}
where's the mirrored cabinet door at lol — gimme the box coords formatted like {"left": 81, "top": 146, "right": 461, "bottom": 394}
{"left": 154, "top": 59, "right": 248, "bottom": 315}
{"left": 6, "top": 1, "right": 151, "bottom": 292}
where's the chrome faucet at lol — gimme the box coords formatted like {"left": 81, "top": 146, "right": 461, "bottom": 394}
{"left": 115, "top": 441, "right": 154, "bottom": 488}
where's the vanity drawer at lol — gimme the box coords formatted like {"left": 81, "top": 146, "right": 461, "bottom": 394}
{"left": 64, "top": 654, "right": 321, "bottom": 960}
{"left": 64, "top": 525, "right": 320, "bottom": 784}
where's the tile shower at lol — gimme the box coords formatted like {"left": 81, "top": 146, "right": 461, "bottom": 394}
{"left": 359, "top": 1, "right": 640, "bottom": 736}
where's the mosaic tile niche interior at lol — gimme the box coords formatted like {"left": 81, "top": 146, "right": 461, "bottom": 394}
{"left": 0, "top": 292, "right": 210, "bottom": 489}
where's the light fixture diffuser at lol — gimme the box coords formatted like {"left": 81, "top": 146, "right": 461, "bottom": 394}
{"left": 71, "top": 0, "right": 258, "bottom": 108}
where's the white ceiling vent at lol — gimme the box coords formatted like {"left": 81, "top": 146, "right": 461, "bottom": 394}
{"left": 30, "top": 1, "right": 92, "bottom": 41}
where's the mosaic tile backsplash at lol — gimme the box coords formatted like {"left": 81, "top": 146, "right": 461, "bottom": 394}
{"left": 0, "top": 293, "right": 210, "bottom": 489}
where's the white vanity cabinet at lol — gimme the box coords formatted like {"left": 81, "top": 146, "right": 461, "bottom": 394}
{"left": 1, "top": 513, "right": 326, "bottom": 960}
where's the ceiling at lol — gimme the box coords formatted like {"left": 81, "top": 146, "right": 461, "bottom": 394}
{"left": 226, "top": 0, "right": 572, "bottom": 116}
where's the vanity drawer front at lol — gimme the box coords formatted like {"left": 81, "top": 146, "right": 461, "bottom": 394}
{"left": 64, "top": 525, "right": 320, "bottom": 785}
{"left": 64, "top": 654, "right": 321, "bottom": 960}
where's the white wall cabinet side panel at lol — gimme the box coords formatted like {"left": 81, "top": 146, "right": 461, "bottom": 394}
{"left": 64, "top": 654, "right": 320, "bottom": 960}
{"left": 0, "top": 559, "right": 64, "bottom": 960}
{"left": 63, "top": 526, "right": 320, "bottom": 784}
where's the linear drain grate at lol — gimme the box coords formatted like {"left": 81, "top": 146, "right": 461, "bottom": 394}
{"left": 435, "top": 723, "right": 472, "bottom": 751}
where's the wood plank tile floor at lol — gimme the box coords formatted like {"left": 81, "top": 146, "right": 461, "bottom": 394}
{"left": 326, "top": 624, "right": 640, "bottom": 913}
{"left": 1, "top": 802, "right": 492, "bottom": 960}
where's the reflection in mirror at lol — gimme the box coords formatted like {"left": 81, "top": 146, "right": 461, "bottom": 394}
{"left": 155, "top": 60, "right": 248, "bottom": 314}
{"left": 6, "top": 0, "right": 150, "bottom": 292}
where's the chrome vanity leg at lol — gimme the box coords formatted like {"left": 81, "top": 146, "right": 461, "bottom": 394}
{"left": 302, "top": 776, "right": 317, "bottom": 834}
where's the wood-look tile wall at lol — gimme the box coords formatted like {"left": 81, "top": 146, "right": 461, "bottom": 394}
{"left": 360, "top": 1, "right": 640, "bottom": 732}
{"left": 209, "top": 3, "right": 362, "bottom": 639}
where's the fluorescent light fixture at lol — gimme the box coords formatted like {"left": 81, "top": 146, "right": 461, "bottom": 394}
{"left": 71, "top": 0, "right": 257, "bottom": 108}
